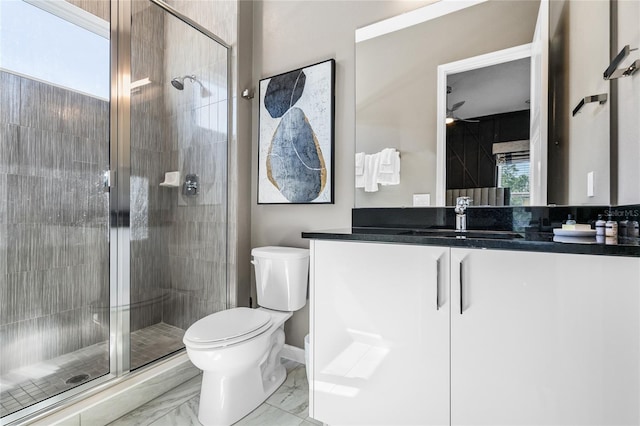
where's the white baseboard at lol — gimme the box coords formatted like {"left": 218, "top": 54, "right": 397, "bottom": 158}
{"left": 281, "top": 344, "right": 306, "bottom": 364}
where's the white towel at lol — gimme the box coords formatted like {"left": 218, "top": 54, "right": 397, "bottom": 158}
{"left": 377, "top": 150, "right": 400, "bottom": 185}
{"left": 355, "top": 152, "right": 365, "bottom": 175}
{"left": 363, "top": 153, "right": 381, "bottom": 192}
{"left": 355, "top": 152, "right": 366, "bottom": 188}
{"left": 379, "top": 148, "right": 396, "bottom": 173}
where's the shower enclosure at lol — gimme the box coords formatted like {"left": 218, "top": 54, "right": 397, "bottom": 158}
{"left": 0, "top": 0, "right": 230, "bottom": 422}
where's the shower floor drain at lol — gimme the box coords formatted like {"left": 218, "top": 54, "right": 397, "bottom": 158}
{"left": 65, "top": 374, "right": 90, "bottom": 385}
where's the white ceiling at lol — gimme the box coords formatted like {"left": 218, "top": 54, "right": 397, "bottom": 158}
{"left": 447, "top": 57, "right": 531, "bottom": 120}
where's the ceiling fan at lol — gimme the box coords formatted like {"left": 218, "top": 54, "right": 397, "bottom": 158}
{"left": 446, "top": 86, "right": 479, "bottom": 124}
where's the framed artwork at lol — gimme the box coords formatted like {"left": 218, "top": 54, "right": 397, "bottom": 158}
{"left": 257, "top": 59, "right": 335, "bottom": 204}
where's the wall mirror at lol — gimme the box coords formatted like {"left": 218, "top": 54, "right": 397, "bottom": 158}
{"left": 355, "top": 0, "right": 639, "bottom": 208}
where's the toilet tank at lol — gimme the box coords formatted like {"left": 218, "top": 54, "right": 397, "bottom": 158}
{"left": 251, "top": 246, "right": 309, "bottom": 311}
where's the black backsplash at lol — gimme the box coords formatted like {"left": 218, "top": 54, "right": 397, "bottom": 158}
{"left": 353, "top": 205, "right": 640, "bottom": 233}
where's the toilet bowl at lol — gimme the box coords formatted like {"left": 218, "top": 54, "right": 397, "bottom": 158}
{"left": 183, "top": 246, "right": 309, "bottom": 426}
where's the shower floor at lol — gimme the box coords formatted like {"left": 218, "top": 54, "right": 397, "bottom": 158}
{"left": 0, "top": 322, "right": 185, "bottom": 419}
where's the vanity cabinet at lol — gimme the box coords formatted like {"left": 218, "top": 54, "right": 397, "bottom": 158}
{"left": 310, "top": 240, "right": 450, "bottom": 426}
{"left": 309, "top": 240, "right": 640, "bottom": 425}
{"left": 450, "top": 248, "right": 640, "bottom": 425}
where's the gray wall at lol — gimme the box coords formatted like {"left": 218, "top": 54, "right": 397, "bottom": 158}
{"left": 250, "top": 0, "right": 432, "bottom": 348}
{"left": 549, "top": 0, "right": 638, "bottom": 206}
{"left": 564, "top": 0, "right": 610, "bottom": 205}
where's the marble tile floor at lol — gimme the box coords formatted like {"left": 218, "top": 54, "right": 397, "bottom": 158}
{"left": 108, "top": 360, "right": 321, "bottom": 426}
{"left": 0, "top": 322, "right": 185, "bottom": 418}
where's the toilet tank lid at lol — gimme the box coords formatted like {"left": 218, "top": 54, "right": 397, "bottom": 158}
{"left": 252, "top": 246, "right": 309, "bottom": 259}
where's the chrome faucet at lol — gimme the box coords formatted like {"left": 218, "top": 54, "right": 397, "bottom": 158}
{"left": 455, "top": 196, "right": 472, "bottom": 231}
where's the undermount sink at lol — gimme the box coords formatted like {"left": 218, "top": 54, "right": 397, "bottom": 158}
{"left": 398, "top": 229, "right": 523, "bottom": 240}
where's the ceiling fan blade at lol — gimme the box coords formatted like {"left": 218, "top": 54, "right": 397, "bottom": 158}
{"left": 451, "top": 100, "right": 465, "bottom": 111}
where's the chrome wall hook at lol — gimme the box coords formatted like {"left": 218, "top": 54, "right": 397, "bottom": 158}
{"left": 241, "top": 88, "right": 254, "bottom": 100}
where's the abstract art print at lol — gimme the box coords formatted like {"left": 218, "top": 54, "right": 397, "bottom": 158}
{"left": 258, "top": 59, "right": 335, "bottom": 204}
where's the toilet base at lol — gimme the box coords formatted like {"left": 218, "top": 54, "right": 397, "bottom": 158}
{"left": 197, "top": 363, "right": 286, "bottom": 426}
{"left": 196, "top": 326, "right": 288, "bottom": 426}
{"left": 262, "top": 361, "right": 287, "bottom": 401}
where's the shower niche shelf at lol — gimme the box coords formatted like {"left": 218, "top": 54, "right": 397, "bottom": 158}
{"left": 160, "top": 171, "right": 181, "bottom": 188}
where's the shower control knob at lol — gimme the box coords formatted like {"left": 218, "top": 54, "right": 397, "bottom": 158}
{"left": 183, "top": 173, "right": 199, "bottom": 196}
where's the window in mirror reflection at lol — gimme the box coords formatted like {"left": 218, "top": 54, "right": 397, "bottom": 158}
{"left": 497, "top": 154, "right": 530, "bottom": 206}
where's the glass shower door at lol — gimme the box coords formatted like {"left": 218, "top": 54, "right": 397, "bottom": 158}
{"left": 0, "top": 0, "right": 111, "bottom": 419}
{"left": 128, "top": 0, "right": 229, "bottom": 370}
{"left": 0, "top": 0, "right": 230, "bottom": 421}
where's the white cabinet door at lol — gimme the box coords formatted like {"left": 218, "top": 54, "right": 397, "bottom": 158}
{"left": 310, "top": 240, "right": 450, "bottom": 425}
{"left": 451, "top": 248, "right": 640, "bottom": 425}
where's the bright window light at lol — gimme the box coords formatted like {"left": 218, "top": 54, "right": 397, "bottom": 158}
{"left": 0, "top": 0, "right": 109, "bottom": 100}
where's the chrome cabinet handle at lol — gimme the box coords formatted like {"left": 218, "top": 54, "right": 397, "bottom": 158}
{"left": 436, "top": 258, "right": 440, "bottom": 311}
{"left": 459, "top": 260, "right": 464, "bottom": 314}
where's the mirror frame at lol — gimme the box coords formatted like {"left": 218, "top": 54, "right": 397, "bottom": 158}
{"left": 355, "top": 0, "right": 488, "bottom": 43}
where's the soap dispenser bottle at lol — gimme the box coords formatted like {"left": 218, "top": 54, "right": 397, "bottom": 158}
{"left": 630, "top": 218, "right": 640, "bottom": 238}
{"left": 605, "top": 215, "right": 618, "bottom": 238}
{"left": 595, "top": 214, "right": 606, "bottom": 236}
{"left": 619, "top": 217, "right": 629, "bottom": 238}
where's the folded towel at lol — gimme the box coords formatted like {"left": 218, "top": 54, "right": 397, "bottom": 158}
{"left": 377, "top": 150, "right": 400, "bottom": 185}
{"left": 355, "top": 152, "right": 365, "bottom": 176}
{"left": 363, "top": 153, "right": 381, "bottom": 192}
{"left": 379, "top": 148, "right": 396, "bottom": 168}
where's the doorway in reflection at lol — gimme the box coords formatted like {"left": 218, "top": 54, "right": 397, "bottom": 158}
{"left": 445, "top": 57, "right": 532, "bottom": 206}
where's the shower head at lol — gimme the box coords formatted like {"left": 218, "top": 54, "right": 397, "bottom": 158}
{"left": 171, "top": 75, "right": 195, "bottom": 90}
{"left": 170, "top": 74, "right": 211, "bottom": 97}
{"left": 171, "top": 77, "right": 184, "bottom": 90}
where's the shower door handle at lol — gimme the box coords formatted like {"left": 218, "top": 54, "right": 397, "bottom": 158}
{"left": 435, "top": 257, "right": 440, "bottom": 311}
{"left": 103, "top": 170, "right": 114, "bottom": 190}
{"left": 459, "top": 260, "right": 464, "bottom": 315}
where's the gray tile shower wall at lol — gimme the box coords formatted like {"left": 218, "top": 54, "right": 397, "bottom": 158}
{"left": 160, "top": 8, "right": 229, "bottom": 331}
{"left": 66, "top": 0, "right": 109, "bottom": 22}
{"left": 129, "top": 1, "right": 228, "bottom": 336}
{"left": 129, "top": 1, "right": 170, "bottom": 335}
{"left": 0, "top": 70, "right": 110, "bottom": 374}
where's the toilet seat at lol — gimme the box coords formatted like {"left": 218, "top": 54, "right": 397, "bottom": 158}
{"left": 183, "top": 307, "right": 272, "bottom": 349}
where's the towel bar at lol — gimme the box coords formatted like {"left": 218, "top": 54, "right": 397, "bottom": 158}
{"left": 572, "top": 94, "right": 608, "bottom": 117}
{"left": 604, "top": 45, "right": 640, "bottom": 80}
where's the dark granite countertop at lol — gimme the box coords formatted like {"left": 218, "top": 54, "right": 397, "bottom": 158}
{"left": 302, "top": 227, "right": 640, "bottom": 257}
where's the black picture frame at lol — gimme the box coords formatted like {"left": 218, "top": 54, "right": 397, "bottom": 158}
{"left": 257, "top": 59, "right": 335, "bottom": 204}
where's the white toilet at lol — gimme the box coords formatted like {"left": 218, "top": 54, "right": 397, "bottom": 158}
{"left": 183, "top": 246, "right": 309, "bottom": 426}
